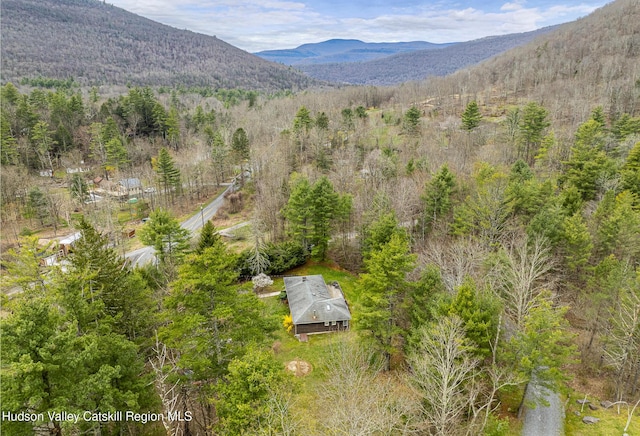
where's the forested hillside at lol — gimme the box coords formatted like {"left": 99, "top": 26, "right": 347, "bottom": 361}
{"left": 0, "top": 0, "right": 319, "bottom": 90}
{"left": 1, "top": 0, "right": 639, "bottom": 435}
{"left": 255, "top": 39, "right": 452, "bottom": 65}
{"left": 298, "top": 26, "right": 559, "bottom": 85}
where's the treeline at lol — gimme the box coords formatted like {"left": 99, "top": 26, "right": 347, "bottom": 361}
{"left": 0, "top": 82, "right": 256, "bottom": 241}
{"left": 1, "top": 0, "right": 319, "bottom": 90}
{"left": 1, "top": 36, "right": 640, "bottom": 432}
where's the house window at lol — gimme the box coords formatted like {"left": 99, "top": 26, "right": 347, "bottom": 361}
{"left": 324, "top": 321, "right": 329, "bottom": 326}
{"left": 343, "top": 320, "right": 349, "bottom": 327}
{"left": 332, "top": 321, "right": 337, "bottom": 326}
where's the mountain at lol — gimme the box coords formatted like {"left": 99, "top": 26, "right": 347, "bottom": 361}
{"left": 0, "top": 0, "right": 320, "bottom": 91}
{"left": 297, "top": 27, "right": 559, "bottom": 86}
{"left": 442, "top": 0, "right": 639, "bottom": 122}
{"left": 254, "top": 39, "right": 454, "bottom": 65}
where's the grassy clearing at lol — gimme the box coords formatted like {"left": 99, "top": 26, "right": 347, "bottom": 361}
{"left": 564, "top": 393, "right": 640, "bottom": 435}
{"left": 260, "top": 262, "right": 360, "bottom": 418}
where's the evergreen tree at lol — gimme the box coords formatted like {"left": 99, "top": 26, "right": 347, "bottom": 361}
{"left": 215, "top": 347, "right": 289, "bottom": 435}
{"left": 518, "top": 102, "right": 550, "bottom": 163}
{"left": 315, "top": 111, "right": 329, "bottom": 130}
{"left": 403, "top": 106, "right": 421, "bottom": 135}
{"left": 210, "top": 130, "right": 229, "bottom": 186}
{"left": 406, "top": 264, "right": 446, "bottom": 346}
{"left": 26, "top": 187, "right": 49, "bottom": 227}
{"left": 165, "top": 106, "right": 181, "bottom": 150}
{"left": 448, "top": 277, "right": 497, "bottom": 357}
{"left": 292, "top": 106, "right": 312, "bottom": 133}
{"left": 461, "top": 100, "right": 482, "bottom": 131}
{"left": 161, "top": 242, "right": 277, "bottom": 384}
{"left": 105, "top": 137, "right": 129, "bottom": 169}
{"left": 155, "top": 147, "right": 181, "bottom": 203}
{"left": 341, "top": 108, "right": 354, "bottom": 130}
{"left": 361, "top": 210, "right": 405, "bottom": 261}
{"left": 138, "top": 208, "right": 190, "bottom": 272}
{"left": 1, "top": 82, "right": 20, "bottom": 105}
{"left": 590, "top": 106, "right": 607, "bottom": 129}
{"left": 506, "top": 291, "right": 576, "bottom": 410}
{"left": 281, "top": 174, "right": 313, "bottom": 251}
{"left": 621, "top": 141, "right": 640, "bottom": 199}
{"left": 282, "top": 174, "right": 350, "bottom": 260}
{"left": 356, "top": 233, "right": 416, "bottom": 370}
{"left": 309, "top": 176, "right": 342, "bottom": 260}
{"left": 1, "top": 112, "right": 19, "bottom": 165}
{"left": 560, "top": 213, "right": 593, "bottom": 274}
{"left": 421, "top": 164, "right": 456, "bottom": 232}
{"left": 30, "top": 121, "right": 56, "bottom": 172}
{"left": 562, "top": 119, "right": 610, "bottom": 200}
{"left": 64, "top": 217, "right": 154, "bottom": 340}
{"left": 197, "top": 220, "right": 220, "bottom": 254}
{"left": 68, "top": 173, "right": 89, "bottom": 204}
{"left": 231, "top": 127, "right": 250, "bottom": 162}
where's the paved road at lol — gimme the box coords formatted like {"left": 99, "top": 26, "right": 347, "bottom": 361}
{"left": 124, "top": 182, "right": 236, "bottom": 268}
{"left": 521, "top": 374, "right": 564, "bottom": 436}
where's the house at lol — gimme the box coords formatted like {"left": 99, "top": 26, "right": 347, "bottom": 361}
{"left": 118, "top": 178, "right": 143, "bottom": 198}
{"left": 283, "top": 275, "right": 351, "bottom": 336}
{"left": 58, "top": 232, "right": 82, "bottom": 256}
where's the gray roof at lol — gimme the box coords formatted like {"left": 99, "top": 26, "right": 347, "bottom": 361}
{"left": 284, "top": 275, "right": 351, "bottom": 325}
{"left": 119, "top": 178, "right": 142, "bottom": 188}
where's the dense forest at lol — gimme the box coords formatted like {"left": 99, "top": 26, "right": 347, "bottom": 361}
{"left": 0, "top": 0, "right": 319, "bottom": 90}
{"left": 297, "top": 26, "right": 558, "bottom": 85}
{"left": 1, "top": 0, "right": 640, "bottom": 435}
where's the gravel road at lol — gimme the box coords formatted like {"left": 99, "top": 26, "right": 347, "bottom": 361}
{"left": 521, "top": 375, "right": 564, "bottom": 436}
{"left": 124, "top": 182, "right": 236, "bottom": 268}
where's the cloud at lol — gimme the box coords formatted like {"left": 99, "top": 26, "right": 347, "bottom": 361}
{"left": 107, "top": 0, "right": 608, "bottom": 52}
{"left": 501, "top": 2, "right": 525, "bottom": 12}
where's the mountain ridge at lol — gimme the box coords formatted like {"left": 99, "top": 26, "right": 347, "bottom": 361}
{"left": 0, "top": 0, "right": 321, "bottom": 91}
{"left": 296, "top": 26, "right": 560, "bottom": 86}
{"left": 255, "top": 39, "right": 454, "bottom": 65}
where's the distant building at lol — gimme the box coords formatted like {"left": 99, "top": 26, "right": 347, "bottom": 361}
{"left": 284, "top": 275, "right": 351, "bottom": 337}
{"left": 118, "top": 178, "right": 142, "bottom": 198}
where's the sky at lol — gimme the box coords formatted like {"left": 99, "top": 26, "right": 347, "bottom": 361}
{"left": 106, "top": 0, "right": 610, "bottom": 52}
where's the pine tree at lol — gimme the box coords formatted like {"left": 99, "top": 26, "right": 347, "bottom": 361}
{"left": 560, "top": 213, "right": 593, "bottom": 274}
{"left": 231, "top": 127, "right": 250, "bottom": 162}
{"left": 448, "top": 277, "right": 497, "bottom": 357}
{"left": 105, "top": 137, "right": 129, "bottom": 169}
{"left": 621, "top": 142, "right": 640, "bottom": 199}
{"left": 309, "top": 176, "right": 341, "bottom": 260}
{"left": 461, "top": 101, "right": 482, "bottom": 131}
{"left": 197, "top": 220, "right": 220, "bottom": 254}
{"left": 562, "top": 119, "right": 609, "bottom": 200}
{"left": 69, "top": 173, "right": 89, "bottom": 204}
{"left": 27, "top": 187, "right": 49, "bottom": 227}
{"left": 165, "top": 107, "right": 181, "bottom": 150}
{"left": 155, "top": 147, "right": 181, "bottom": 203}
{"left": 356, "top": 233, "right": 416, "bottom": 370}
{"left": 138, "top": 208, "right": 190, "bottom": 273}
{"left": 30, "top": 121, "right": 56, "bottom": 172}
{"left": 518, "top": 102, "right": 550, "bottom": 163}
{"left": 292, "top": 106, "right": 312, "bottom": 133}
{"left": 281, "top": 174, "right": 313, "bottom": 251}
{"left": 403, "top": 106, "right": 421, "bottom": 135}
{"left": 0, "top": 112, "right": 19, "bottom": 165}
{"left": 421, "top": 164, "right": 456, "bottom": 232}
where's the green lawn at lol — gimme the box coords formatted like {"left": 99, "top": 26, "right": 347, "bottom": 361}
{"left": 260, "top": 261, "right": 361, "bottom": 415}
{"left": 564, "top": 393, "right": 640, "bottom": 435}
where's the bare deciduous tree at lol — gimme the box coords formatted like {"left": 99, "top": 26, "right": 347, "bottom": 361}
{"left": 489, "top": 234, "right": 556, "bottom": 328}
{"left": 315, "top": 338, "right": 418, "bottom": 436}
{"left": 407, "top": 315, "right": 481, "bottom": 436}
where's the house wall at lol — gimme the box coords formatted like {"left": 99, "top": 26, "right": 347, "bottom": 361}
{"left": 295, "top": 320, "right": 349, "bottom": 335}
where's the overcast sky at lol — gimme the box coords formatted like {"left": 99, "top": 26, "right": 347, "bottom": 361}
{"left": 107, "top": 0, "right": 610, "bottom": 52}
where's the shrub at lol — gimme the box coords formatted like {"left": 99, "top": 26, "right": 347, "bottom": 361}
{"left": 282, "top": 314, "right": 294, "bottom": 333}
